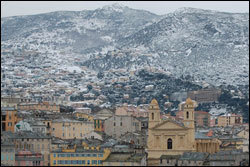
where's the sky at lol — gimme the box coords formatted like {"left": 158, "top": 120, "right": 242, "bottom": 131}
{"left": 1, "top": 1, "right": 249, "bottom": 18}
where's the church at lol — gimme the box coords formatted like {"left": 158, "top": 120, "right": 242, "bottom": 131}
{"left": 147, "top": 98, "right": 219, "bottom": 166}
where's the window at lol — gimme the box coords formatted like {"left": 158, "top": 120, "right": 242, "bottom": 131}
{"left": 93, "top": 154, "right": 97, "bottom": 157}
{"left": 77, "top": 160, "right": 82, "bottom": 164}
{"left": 98, "top": 160, "right": 102, "bottom": 164}
{"left": 11, "top": 155, "right": 14, "bottom": 160}
{"left": 71, "top": 154, "right": 75, "bottom": 157}
{"left": 53, "top": 160, "right": 56, "bottom": 165}
{"left": 53, "top": 153, "right": 56, "bottom": 158}
{"left": 152, "top": 113, "right": 154, "bottom": 120}
{"left": 186, "top": 112, "right": 189, "bottom": 119}
{"left": 87, "top": 154, "right": 91, "bottom": 157}
{"left": 98, "top": 154, "right": 103, "bottom": 157}
{"left": 81, "top": 154, "right": 85, "bottom": 157}
{"left": 120, "top": 122, "right": 122, "bottom": 126}
{"left": 72, "top": 160, "right": 77, "bottom": 164}
{"left": 87, "top": 160, "right": 90, "bottom": 165}
{"left": 8, "top": 122, "right": 12, "bottom": 127}
{"left": 114, "top": 122, "right": 116, "bottom": 126}
{"left": 167, "top": 138, "right": 172, "bottom": 149}
{"left": 67, "top": 154, "right": 70, "bottom": 157}
{"left": 82, "top": 160, "right": 85, "bottom": 164}
{"left": 1, "top": 155, "right": 4, "bottom": 161}
{"left": 73, "top": 127, "right": 75, "bottom": 131}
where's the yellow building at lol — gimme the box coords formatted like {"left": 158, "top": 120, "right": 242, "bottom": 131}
{"left": 217, "top": 114, "right": 243, "bottom": 127}
{"left": 147, "top": 98, "right": 196, "bottom": 166}
{"left": 50, "top": 143, "right": 111, "bottom": 166}
{"left": 1, "top": 107, "right": 20, "bottom": 132}
{"left": 51, "top": 118, "right": 94, "bottom": 139}
{"left": 74, "top": 111, "right": 94, "bottom": 122}
{"left": 94, "top": 109, "right": 113, "bottom": 132}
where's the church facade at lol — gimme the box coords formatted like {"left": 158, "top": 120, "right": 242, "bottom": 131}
{"left": 147, "top": 98, "right": 196, "bottom": 166}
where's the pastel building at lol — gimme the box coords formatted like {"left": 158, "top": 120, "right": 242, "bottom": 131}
{"left": 15, "top": 150, "right": 44, "bottom": 166}
{"left": 93, "top": 109, "right": 113, "bottom": 132}
{"left": 51, "top": 118, "right": 94, "bottom": 139}
{"left": 2, "top": 131, "right": 51, "bottom": 166}
{"left": 217, "top": 113, "right": 243, "bottom": 127}
{"left": 50, "top": 143, "right": 111, "bottom": 166}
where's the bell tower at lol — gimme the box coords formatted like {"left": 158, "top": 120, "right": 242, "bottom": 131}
{"left": 183, "top": 98, "right": 196, "bottom": 151}
{"left": 183, "top": 98, "right": 195, "bottom": 129}
{"left": 148, "top": 99, "right": 160, "bottom": 128}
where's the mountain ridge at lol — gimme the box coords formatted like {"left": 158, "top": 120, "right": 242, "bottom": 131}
{"left": 1, "top": 6, "right": 249, "bottom": 87}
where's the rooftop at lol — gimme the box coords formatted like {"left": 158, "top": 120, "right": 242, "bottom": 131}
{"left": 2, "top": 131, "right": 51, "bottom": 139}
{"left": 180, "top": 152, "right": 209, "bottom": 161}
{"left": 104, "top": 152, "right": 145, "bottom": 162}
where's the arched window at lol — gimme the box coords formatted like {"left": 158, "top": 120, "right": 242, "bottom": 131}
{"left": 167, "top": 138, "right": 172, "bottom": 149}
{"left": 152, "top": 113, "right": 154, "bottom": 120}
{"left": 186, "top": 112, "right": 189, "bottom": 119}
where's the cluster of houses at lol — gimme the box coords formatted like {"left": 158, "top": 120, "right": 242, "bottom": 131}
{"left": 1, "top": 95, "right": 249, "bottom": 166}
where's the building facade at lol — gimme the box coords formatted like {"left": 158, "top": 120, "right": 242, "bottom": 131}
{"left": 147, "top": 98, "right": 196, "bottom": 166}
{"left": 1, "top": 141, "right": 15, "bottom": 166}
{"left": 50, "top": 144, "right": 111, "bottom": 166}
{"left": 51, "top": 119, "right": 94, "bottom": 139}
{"left": 195, "top": 111, "right": 211, "bottom": 127}
{"left": 15, "top": 150, "right": 44, "bottom": 166}
{"left": 187, "top": 88, "right": 221, "bottom": 103}
{"left": 18, "top": 102, "right": 60, "bottom": 113}
{"left": 217, "top": 114, "right": 243, "bottom": 127}
{"left": 3, "top": 131, "right": 51, "bottom": 166}
{"left": 1, "top": 107, "right": 20, "bottom": 132}
{"left": 104, "top": 115, "right": 141, "bottom": 139}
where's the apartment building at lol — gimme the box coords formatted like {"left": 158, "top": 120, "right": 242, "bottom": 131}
{"left": 51, "top": 118, "right": 94, "bottom": 139}
{"left": 50, "top": 144, "right": 111, "bottom": 166}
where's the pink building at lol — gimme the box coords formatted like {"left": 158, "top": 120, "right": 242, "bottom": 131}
{"left": 15, "top": 150, "right": 44, "bottom": 166}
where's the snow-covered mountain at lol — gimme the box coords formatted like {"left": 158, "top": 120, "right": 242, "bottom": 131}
{"left": 1, "top": 4, "right": 160, "bottom": 55}
{"left": 118, "top": 8, "right": 249, "bottom": 86}
{"left": 1, "top": 5, "right": 249, "bottom": 87}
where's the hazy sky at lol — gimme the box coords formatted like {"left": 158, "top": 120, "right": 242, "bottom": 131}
{"left": 1, "top": 1, "right": 249, "bottom": 18}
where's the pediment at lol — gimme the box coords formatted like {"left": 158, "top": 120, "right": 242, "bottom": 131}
{"left": 151, "top": 119, "right": 187, "bottom": 130}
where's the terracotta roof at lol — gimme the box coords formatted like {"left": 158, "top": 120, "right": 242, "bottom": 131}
{"left": 206, "top": 130, "right": 213, "bottom": 137}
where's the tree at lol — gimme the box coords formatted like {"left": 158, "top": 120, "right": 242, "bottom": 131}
{"left": 97, "top": 72, "right": 104, "bottom": 79}
{"left": 87, "top": 84, "right": 93, "bottom": 91}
